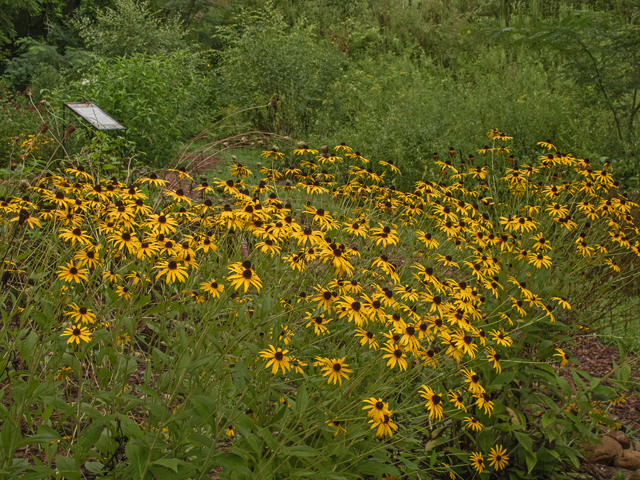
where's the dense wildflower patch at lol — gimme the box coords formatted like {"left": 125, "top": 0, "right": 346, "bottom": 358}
{"left": 0, "top": 130, "right": 637, "bottom": 479}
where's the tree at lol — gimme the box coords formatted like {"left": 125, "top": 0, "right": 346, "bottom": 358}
{"left": 523, "top": 11, "right": 640, "bottom": 147}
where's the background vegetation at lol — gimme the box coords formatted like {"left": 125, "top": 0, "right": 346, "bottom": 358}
{"left": 1, "top": 0, "right": 639, "bottom": 186}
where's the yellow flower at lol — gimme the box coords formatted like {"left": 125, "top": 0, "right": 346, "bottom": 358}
{"left": 259, "top": 345, "right": 291, "bottom": 375}
{"left": 554, "top": 348, "right": 569, "bottom": 368}
{"left": 61, "top": 324, "right": 92, "bottom": 344}
{"left": 320, "top": 357, "right": 352, "bottom": 385}
{"left": 488, "top": 444, "right": 509, "bottom": 471}
{"left": 381, "top": 342, "right": 408, "bottom": 371}
{"left": 57, "top": 262, "right": 89, "bottom": 283}
{"left": 154, "top": 260, "right": 189, "bottom": 283}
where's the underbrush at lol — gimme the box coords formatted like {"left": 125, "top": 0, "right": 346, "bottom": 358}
{"left": 0, "top": 128, "right": 639, "bottom": 479}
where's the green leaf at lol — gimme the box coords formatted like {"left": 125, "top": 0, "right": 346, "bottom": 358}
{"left": 212, "top": 452, "right": 246, "bottom": 470}
{"left": 515, "top": 431, "right": 534, "bottom": 454}
{"left": 55, "top": 455, "right": 81, "bottom": 479}
{"left": 477, "top": 430, "right": 494, "bottom": 452}
{"left": 283, "top": 445, "right": 319, "bottom": 458}
{"left": 541, "top": 412, "right": 555, "bottom": 428}
{"left": 152, "top": 458, "right": 181, "bottom": 473}
{"left": 357, "top": 461, "right": 400, "bottom": 476}
{"left": 84, "top": 461, "right": 105, "bottom": 474}
{"left": 295, "top": 385, "right": 308, "bottom": 414}
{"left": 526, "top": 450, "right": 537, "bottom": 474}
{"left": 18, "top": 432, "right": 61, "bottom": 447}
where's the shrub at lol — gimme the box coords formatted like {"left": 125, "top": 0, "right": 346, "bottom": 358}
{"left": 216, "top": 5, "right": 346, "bottom": 135}
{"left": 72, "top": 0, "right": 188, "bottom": 58}
{"left": 50, "top": 52, "right": 209, "bottom": 165}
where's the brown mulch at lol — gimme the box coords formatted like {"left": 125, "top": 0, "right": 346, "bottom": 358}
{"left": 568, "top": 336, "right": 640, "bottom": 430}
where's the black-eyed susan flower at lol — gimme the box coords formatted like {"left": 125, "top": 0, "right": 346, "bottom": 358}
{"left": 326, "top": 419, "right": 347, "bottom": 436}
{"left": 290, "top": 358, "right": 307, "bottom": 374}
{"left": 320, "top": 357, "right": 352, "bottom": 385}
{"left": 74, "top": 247, "right": 101, "bottom": 269}
{"left": 108, "top": 231, "right": 140, "bottom": 254}
{"left": 554, "top": 348, "right": 569, "bottom": 368}
{"left": 488, "top": 445, "right": 509, "bottom": 471}
{"left": 448, "top": 390, "right": 466, "bottom": 411}
{"left": 552, "top": 297, "right": 571, "bottom": 310}
{"left": 337, "top": 297, "right": 365, "bottom": 326}
{"left": 369, "top": 413, "right": 398, "bottom": 438}
{"left": 200, "top": 280, "right": 224, "bottom": 298}
{"left": 259, "top": 345, "right": 291, "bottom": 375}
{"left": 362, "top": 398, "right": 389, "bottom": 423}
{"left": 227, "top": 261, "right": 262, "bottom": 293}
{"left": 313, "top": 287, "right": 338, "bottom": 311}
{"left": 474, "top": 392, "right": 494, "bottom": 416}
{"left": 154, "top": 260, "right": 189, "bottom": 283}
{"left": 463, "top": 416, "right": 483, "bottom": 431}
{"left": 57, "top": 262, "right": 89, "bottom": 283}
{"left": 64, "top": 303, "right": 96, "bottom": 324}
{"left": 462, "top": 368, "right": 484, "bottom": 394}
{"left": 381, "top": 343, "right": 408, "bottom": 371}
{"left": 260, "top": 146, "right": 285, "bottom": 160}
{"left": 420, "top": 385, "right": 444, "bottom": 421}
{"left": 470, "top": 452, "right": 485, "bottom": 474}
{"left": 58, "top": 227, "right": 92, "bottom": 246}
{"left": 61, "top": 324, "right": 92, "bottom": 344}
{"left": 305, "top": 313, "right": 330, "bottom": 336}
{"left": 138, "top": 172, "right": 168, "bottom": 187}
{"left": 354, "top": 328, "right": 379, "bottom": 349}
{"left": 146, "top": 214, "right": 178, "bottom": 235}
{"left": 486, "top": 347, "right": 502, "bottom": 373}
{"left": 135, "top": 241, "right": 159, "bottom": 260}
{"left": 490, "top": 329, "right": 513, "bottom": 347}
{"left": 166, "top": 166, "right": 193, "bottom": 180}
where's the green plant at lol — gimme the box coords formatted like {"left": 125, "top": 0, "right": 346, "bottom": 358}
{"left": 215, "top": 4, "right": 346, "bottom": 135}
{"left": 49, "top": 51, "right": 209, "bottom": 165}
{"left": 72, "top": 0, "right": 188, "bottom": 58}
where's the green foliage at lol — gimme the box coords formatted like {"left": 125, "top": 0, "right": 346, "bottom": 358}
{"left": 51, "top": 52, "right": 209, "bottom": 165}
{"left": 0, "top": 0, "right": 41, "bottom": 45}
{"left": 216, "top": 5, "right": 346, "bottom": 134}
{"left": 0, "top": 87, "right": 51, "bottom": 169}
{"left": 518, "top": 11, "right": 640, "bottom": 182}
{"left": 1, "top": 38, "right": 91, "bottom": 90}
{"left": 73, "top": 0, "right": 188, "bottom": 58}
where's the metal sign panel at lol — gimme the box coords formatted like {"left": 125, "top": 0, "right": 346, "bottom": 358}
{"left": 64, "top": 102, "right": 125, "bottom": 130}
